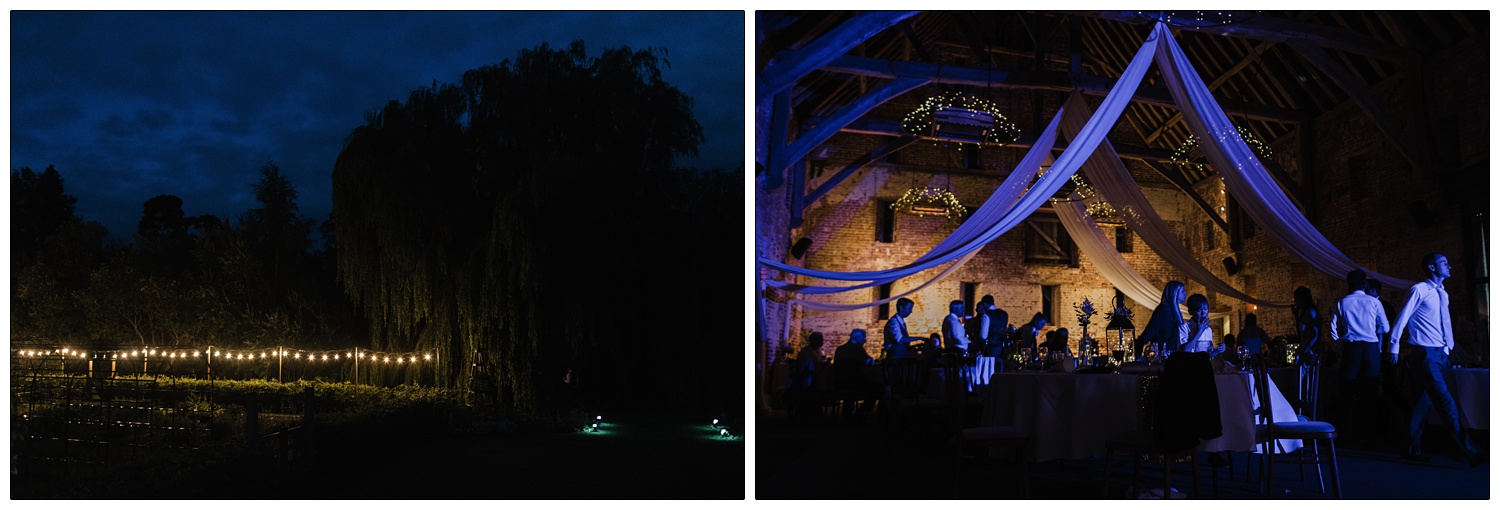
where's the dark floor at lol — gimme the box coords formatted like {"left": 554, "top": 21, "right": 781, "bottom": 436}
{"left": 756, "top": 409, "right": 1489, "bottom": 500}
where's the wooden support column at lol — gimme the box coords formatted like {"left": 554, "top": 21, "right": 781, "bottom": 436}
{"left": 763, "top": 90, "right": 791, "bottom": 190}
{"left": 790, "top": 159, "right": 807, "bottom": 229}
{"left": 1298, "top": 120, "right": 1318, "bottom": 222}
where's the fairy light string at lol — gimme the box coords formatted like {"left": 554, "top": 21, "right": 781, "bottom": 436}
{"left": 12, "top": 345, "right": 436, "bottom": 365}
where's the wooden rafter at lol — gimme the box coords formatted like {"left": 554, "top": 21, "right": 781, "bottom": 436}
{"left": 803, "top": 135, "right": 920, "bottom": 206}
{"left": 1080, "top": 11, "right": 1419, "bottom": 64}
{"left": 757, "top": 11, "right": 919, "bottom": 103}
{"left": 1140, "top": 159, "right": 1229, "bottom": 235}
{"left": 778, "top": 76, "right": 930, "bottom": 177}
{"left": 1287, "top": 39, "right": 1426, "bottom": 174}
{"left": 820, "top": 55, "right": 1308, "bottom": 124}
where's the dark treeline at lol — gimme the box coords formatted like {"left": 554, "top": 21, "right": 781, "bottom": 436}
{"left": 12, "top": 163, "right": 363, "bottom": 355}
{"left": 11, "top": 40, "right": 742, "bottom": 419}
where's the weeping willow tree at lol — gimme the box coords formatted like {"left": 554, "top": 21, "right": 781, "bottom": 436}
{"left": 331, "top": 41, "right": 702, "bottom": 412}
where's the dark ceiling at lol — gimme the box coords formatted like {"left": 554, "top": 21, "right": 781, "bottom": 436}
{"left": 757, "top": 11, "right": 1488, "bottom": 186}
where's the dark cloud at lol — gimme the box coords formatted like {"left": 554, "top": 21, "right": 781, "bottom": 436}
{"left": 11, "top": 11, "right": 745, "bottom": 239}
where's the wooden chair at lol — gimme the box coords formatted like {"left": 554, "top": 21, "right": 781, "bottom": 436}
{"left": 1252, "top": 354, "right": 1342, "bottom": 498}
{"left": 1101, "top": 353, "right": 1212, "bottom": 499}
{"left": 881, "top": 357, "right": 930, "bottom": 429}
{"left": 941, "top": 352, "right": 1029, "bottom": 498}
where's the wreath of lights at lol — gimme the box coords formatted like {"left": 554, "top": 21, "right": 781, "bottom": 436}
{"left": 892, "top": 186, "right": 967, "bottom": 220}
{"left": 901, "top": 91, "right": 1020, "bottom": 149}
{"left": 1169, "top": 126, "right": 1274, "bottom": 173}
{"left": 1046, "top": 175, "right": 1118, "bottom": 220}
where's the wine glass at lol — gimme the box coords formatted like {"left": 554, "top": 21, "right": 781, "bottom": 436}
{"left": 1036, "top": 346, "right": 1049, "bottom": 361}
{"left": 1020, "top": 347, "right": 1033, "bottom": 366}
{"left": 1236, "top": 345, "right": 1250, "bottom": 364}
{"left": 1143, "top": 343, "right": 1158, "bottom": 365}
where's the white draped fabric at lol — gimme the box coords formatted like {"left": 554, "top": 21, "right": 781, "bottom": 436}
{"left": 1149, "top": 24, "right": 1417, "bottom": 289}
{"left": 1055, "top": 195, "right": 1170, "bottom": 309}
{"left": 760, "top": 28, "right": 1165, "bottom": 307}
{"left": 1058, "top": 92, "right": 1290, "bottom": 308}
{"left": 1056, "top": 195, "right": 1230, "bottom": 319}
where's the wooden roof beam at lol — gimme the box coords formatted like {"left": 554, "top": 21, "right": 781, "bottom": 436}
{"left": 776, "top": 77, "right": 930, "bottom": 177}
{"left": 757, "top": 11, "right": 920, "bottom": 103}
{"left": 1287, "top": 39, "right": 1427, "bottom": 174}
{"left": 1080, "top": 11, "right": 1420, "bottom": 64}
{"left": 820, "top": 55, "right": 1308, "bottom": 123}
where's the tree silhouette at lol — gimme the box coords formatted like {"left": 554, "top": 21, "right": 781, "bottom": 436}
{"left": 332, "top": 40, "right": 704, "bottom": 412}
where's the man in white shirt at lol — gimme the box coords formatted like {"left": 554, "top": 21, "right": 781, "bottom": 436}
{"left": 1389, "top": 253, "right": 1483, "bottom": 466}
{"left": 883, "top": 298, "right": 922, "bottom": 359}
{"left": 942, "top": 300, "right": 970, "bottom": 354}
{"left": 1330, "top": 269, "right": 1388, "bottom": 445}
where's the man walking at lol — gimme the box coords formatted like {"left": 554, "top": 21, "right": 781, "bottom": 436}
{"left": 1390, "top": 253, "right": 1484, "bottom": 466}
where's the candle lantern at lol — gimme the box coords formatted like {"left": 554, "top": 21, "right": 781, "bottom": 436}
{"left": 1103, "top": 293, "right": 1136, "bottom": 365}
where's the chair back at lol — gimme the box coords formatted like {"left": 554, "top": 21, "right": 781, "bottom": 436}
{"left": 940, "top": 352, "right": 965, "bottom": 435}
{"left": 1250, "top": 354, "right": 1274, "bottom": 426}
{"left": 1153, "top": 351, "right": 1220, "bottom": 451}
{"left": 883, "top": 358, "right": 925, "bottom": 399}
{"left": 1297, "top": 353, "right": 1322, "bottom": 420}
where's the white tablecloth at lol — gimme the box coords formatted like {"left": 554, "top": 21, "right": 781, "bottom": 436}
{"left": 980, "top": 372, "right": 1300, "bottom": 462}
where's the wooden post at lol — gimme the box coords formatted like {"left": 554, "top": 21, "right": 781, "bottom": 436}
{"left": 302, "top": 387, "right": 315, "bottom": 466}
{"left": 278, "top": 346, "right": 283, "bottom": 383}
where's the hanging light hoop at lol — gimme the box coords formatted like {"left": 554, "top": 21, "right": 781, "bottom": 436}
{"left": 891, "top": 186, "right": 968, "bottom": 220}
{"left": 901, "top": 91, "right": 1021, "bottom": 148}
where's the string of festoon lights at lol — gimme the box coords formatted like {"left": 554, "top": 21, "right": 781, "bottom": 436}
{"left": 13, "top": 346, "right": 435, "bottom": 365}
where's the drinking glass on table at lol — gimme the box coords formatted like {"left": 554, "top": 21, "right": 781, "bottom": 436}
{"left": 1020, "top": 347, "right": 1033, "bottom": 366}
{"left": 1236, "top": 345, "right": 1250, "bottom": 366}
{"left": 1036, "top": 346, "right": 1049, "bottom": 362}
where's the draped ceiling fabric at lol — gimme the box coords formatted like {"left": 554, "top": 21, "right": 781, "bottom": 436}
{"left": 762, "top": 22, "right": 1409, "bottom": 312}
{"left": 760, "top": 26, "right": 1165, "bottom": 310}
{"left": 1149, "top": 24, "right": 1418, "bottom": 289}
{"left": 1058, "top": 92, "right": 1290, "bottom": 308}
{"left": 776, "top": 106, "right": 1067, "bottom": 298}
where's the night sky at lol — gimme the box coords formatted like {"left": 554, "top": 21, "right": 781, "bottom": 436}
{"left": 9, "top": 11, "right": 745, "bottom": 241}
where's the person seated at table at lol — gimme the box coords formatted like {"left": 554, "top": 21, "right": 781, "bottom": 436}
{"left": 1137, "top": 281, "right": 1186, "bottom": 359}
{"left": 792, "top": 332, "right": 825, "bottom": 387}
{"left": 1179, "top": 293, "right": 1214, "bottom": 353}
{"left": 833, "top": 329, "right": 881, "bottom": 418}
{"left": 1040, "top": 327, "right": 1071, "bottom": 356}
{"left": 1212, "top": 333, "right": 1237, "bottom": 362}
{"left": 921, "top": 332, "right": 943, "bottom": 362}
{"left": 1015, "top": 313, "right": 1047, "bottom": 354}
{"left": 1236, "top": 313, "right": 1270, "bottom": 357}
{"left": 787, "top": 332, "right": 826, "bottom": 417}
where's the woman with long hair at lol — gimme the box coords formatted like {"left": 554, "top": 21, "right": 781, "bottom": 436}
{"left": 1293, "top": 285, "right": 1321, "bottom": 362}
{"left": 1136, "top": 281, "right": 1187, "bottom": 358}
